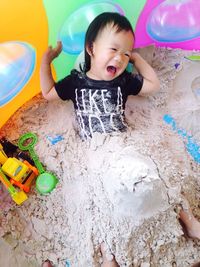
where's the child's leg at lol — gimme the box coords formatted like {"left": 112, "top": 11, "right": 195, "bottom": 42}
{"left": 101, "top": 243, "right": 119, "bottom": 267}
{"left": 179, "top": 207, "right": 200, "bottom": 239}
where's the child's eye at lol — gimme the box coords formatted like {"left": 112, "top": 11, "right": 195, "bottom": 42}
{"left": 111, "top": 48, "right": 117, "bottom": 51}
{"left": 125, "top": 53, "right": 130, "bottom": 57}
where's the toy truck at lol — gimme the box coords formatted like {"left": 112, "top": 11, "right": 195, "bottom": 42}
{"left": 0, "top": 142, "right": 38, "bottom": 204}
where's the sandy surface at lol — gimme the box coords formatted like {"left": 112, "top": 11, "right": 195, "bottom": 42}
{"left": 0, "top": 46, "right": 200, "bottom": 267}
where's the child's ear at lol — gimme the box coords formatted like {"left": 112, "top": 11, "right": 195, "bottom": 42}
{"left": 86, "top": 43, "right": 93, "bottom": 56}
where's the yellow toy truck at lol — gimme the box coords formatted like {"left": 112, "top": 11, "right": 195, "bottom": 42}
{"left": 0, "top": 142, "right": 38, "bottom": 205}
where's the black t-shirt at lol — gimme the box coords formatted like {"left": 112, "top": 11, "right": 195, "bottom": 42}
{"left": 55, "top": 70, "right": 143, "bottom": 139}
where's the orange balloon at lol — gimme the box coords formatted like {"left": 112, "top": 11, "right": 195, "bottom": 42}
{"left": 0, "top": 0, "right": 48, "bottom": 128}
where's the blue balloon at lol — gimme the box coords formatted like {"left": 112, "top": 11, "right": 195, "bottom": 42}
{"left": 0, "top": 41, "right": 35, "bottom": 106}
{"left": 58, "top": 1, "right": 124, "bottom": 54}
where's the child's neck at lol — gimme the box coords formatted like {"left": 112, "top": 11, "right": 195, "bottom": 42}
{"left": 86, "top": 70, "right": 101, "bottom": 80}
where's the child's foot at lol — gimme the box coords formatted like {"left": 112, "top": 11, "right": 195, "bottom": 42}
{"left": 42, "top": 260, "right": 53, "bottom": 267}
{"left": 179, "top": 209, "right": 200, "bottom": 239}
{"left": 101, "top": 243, "right": 119, "bottom": 267}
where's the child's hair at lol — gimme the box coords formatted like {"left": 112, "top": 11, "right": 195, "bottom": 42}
{"left": 83, "top": 12, "right": 135, "bottom": 73}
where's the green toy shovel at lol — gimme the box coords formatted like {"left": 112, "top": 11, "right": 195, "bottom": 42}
{"left": 18, "top": 132, "right": 58, "bottom": 195}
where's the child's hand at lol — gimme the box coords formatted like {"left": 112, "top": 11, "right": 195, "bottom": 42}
{"left": 130, "top": 51, "right": 160, "bottom": 95}
{"left": 42, "top": 41, "right": 62, "bottom": 64}
{"left": 130, "top": 51, "right": 140, "bottom": 64}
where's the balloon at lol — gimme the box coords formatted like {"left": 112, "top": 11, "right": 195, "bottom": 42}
{"left": 0, "top": 41, "right": 35, "bottom": 107}
{"left": 58, "top": 1, "right": 124, "bottom": 55}
{"left": 146, "top": 0, "right": 200, "bottom": 42}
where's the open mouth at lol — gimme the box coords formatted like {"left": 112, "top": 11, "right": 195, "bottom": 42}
{"left": 107, "top": 66, "right": 117, "bottom": 75}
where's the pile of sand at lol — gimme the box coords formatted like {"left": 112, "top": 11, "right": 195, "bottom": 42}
{"left": 0, "top": 46, "right": 200, "bottom": 267}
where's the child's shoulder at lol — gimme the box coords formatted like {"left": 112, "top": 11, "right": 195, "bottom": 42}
{"left": 70, "top": 69, "right": 86, "bottom": 80}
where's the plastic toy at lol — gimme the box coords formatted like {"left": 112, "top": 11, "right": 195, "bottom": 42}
{"left": 0, "top": 132, "right": 58, "bottom": 203}
{"left": 0, "top": 142, "right": 38, "bottom": 194}
{"left": 0, "top": 143, "right": 28, "bottom": 204}
{"left": 0, "top": 168, "right": 28, "bottom": 205}
{"left": 18, "top": 132, "right": 58, "bottom": 195}
{"left": 4, "top": 159, "right": 38, "bottom": 193}
{"left": 0, "top": 143, "right": 8, "bottom": 163}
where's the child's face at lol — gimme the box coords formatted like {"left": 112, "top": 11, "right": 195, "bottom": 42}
{"left": 87, "top": 24, "right": 134, "bottom": 81}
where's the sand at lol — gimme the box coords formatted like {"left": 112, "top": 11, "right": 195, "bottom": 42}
{"left": 0, "top": 46, "right": 200, "bottom": 267}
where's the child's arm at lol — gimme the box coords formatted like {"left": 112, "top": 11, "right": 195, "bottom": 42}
{"left": 130, "top": 52, "right": 160, "bottom": 95}
{"left": 40, "top": 41, "right": 62, "bottom": 100}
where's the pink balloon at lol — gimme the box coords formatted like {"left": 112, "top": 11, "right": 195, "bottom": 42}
{"left": 135, "top": 0, "right": 200, "bottom": 50}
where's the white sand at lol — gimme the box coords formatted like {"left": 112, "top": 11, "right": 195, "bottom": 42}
{"left": 0, "top": 46, "right": 200, "bottom": 267}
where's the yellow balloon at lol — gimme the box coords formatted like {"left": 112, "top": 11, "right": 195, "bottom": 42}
{"left": 0, "top": 0, "right": 48, "bottom": 128}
